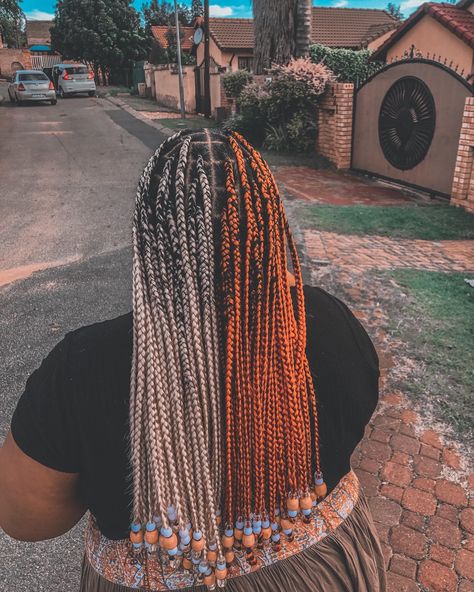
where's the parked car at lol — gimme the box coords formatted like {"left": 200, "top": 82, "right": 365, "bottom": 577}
{"left": 52, "top": 64, "right": 96, "bottom": 98}
{"left": 8, "top": 70, "right": 57, "bottom": 105}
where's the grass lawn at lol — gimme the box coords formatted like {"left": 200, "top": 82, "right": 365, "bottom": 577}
{"left": 159, "top": 117, "right": 218, "bottom": 130}
{"left": 303, "top": 204, "right": 474, "bottom": 240}
{"left": 387, "top": 269, "right": 474, "bottom": 442}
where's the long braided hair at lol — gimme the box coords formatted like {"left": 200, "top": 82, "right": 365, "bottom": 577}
{"left": 130, "top": 129, "right": 326, "bottom": 586}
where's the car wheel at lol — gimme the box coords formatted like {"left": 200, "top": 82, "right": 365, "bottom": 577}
{"left": 51, "top": 99, "right": 57, "bottom": 105}
{"left": 58, "top": 86, "right": 67, "bottom": 98}
{"left": 88, "top": 91, "right": 95, "bottom": 97}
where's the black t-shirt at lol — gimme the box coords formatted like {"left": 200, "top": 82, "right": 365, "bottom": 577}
{"left": 11, "top": 286, "right": 379, "bottom": 540}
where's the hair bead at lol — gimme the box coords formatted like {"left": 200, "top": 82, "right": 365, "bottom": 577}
{"left": 159, "top": 526, "right": 178, "bottom": 550}
{"left": 215, "top": 560, "right": 227, "bottom": 580}
{"left": 203, "top": 569, "right": 216, "bottom": 586}
{"left": 314, "top": 472, "right": 327, "bottom": 500}
{"left": 287, "top": 497, "right": 299, "bottom": 511}
{"left": 192, "top": 530, "right": 205, "bottom": 552}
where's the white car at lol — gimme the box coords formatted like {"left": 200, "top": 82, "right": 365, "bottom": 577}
{"left": 52, "top": 63, "right": 96, "bottom": 98}
{"left": 8, "top": 70, "right": 57, "bottom": 105}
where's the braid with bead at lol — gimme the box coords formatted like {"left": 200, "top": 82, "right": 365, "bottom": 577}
{"left": 129, "top": 130, "right": 326, "bottom": 588}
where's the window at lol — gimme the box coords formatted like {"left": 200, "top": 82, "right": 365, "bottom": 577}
{"left": 18, "top": 72, "right": 48, "bottom": 81}
{"left": 65, "top": 66, "right": 88, "bottom": 74}
{"left": 238, "top": 57, "right": 254, "bottom": 72}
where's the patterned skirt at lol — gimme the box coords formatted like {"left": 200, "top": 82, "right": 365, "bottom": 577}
{"left": 81, "top": 470, "right": 386, "bottom": 592}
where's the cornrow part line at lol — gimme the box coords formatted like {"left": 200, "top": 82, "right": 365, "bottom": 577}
{"left": 196, "top": 155, "right": 223, "bottom": 500}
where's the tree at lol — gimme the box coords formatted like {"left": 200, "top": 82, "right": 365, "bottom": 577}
{"left": 142, "top": 0, "right": 193, "bottom": 30}
{"left": 386, "top": 2, "right": 404, "bottom": 20}
{"left": 295, "top": 0, "right": 312, "bottom": 58}
{"left": 191, "top": 0, "right": 203, "bottom": 18}
{"left": 51, "top": 0, "right": 149, "bottom": 84}
{"left": 0, "top": 0, "right": 25, "bottom": 48}
{"left": 253, "top": 0, "right": 313, "bottom": 73}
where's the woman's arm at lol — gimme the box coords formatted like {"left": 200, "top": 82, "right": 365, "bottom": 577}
{"left": 0, "top": 431, "right": 86, "bottom": 542}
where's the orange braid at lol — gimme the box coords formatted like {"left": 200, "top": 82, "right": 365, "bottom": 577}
{"left": 218, "top": 134, "right": 324, "bottom": 525}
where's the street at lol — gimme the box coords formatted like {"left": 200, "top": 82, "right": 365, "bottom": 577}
{"left": 0, "top": 83, "right": 167, "bottom": 591}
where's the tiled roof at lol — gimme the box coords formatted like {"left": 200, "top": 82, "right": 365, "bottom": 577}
{"left": 207, "top": 9, "right": 398, "bottom": 51}
{"left": 311, "top": 7, "right": 400, "bottom": 49}
{"left": 371, "top": 2, "right": 474, "bottom": 60}
{"left": 151, "top": 26, "right": 195, "bottom": 50}
{"left": 208, "top": 18, "right": 254, "bottom": 50}
{"left": 428, "top": 2, "right": 474, "bottom": 47}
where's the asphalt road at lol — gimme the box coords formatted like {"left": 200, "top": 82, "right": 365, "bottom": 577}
{"left": 0, "top": 83, "right": 168, "bottom": 591}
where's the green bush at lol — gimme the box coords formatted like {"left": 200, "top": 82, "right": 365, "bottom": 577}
{"left": 223, "top": 58, "right": 334, "bottom": 152}
{"left": 222, "top": 69, "right": 253, "bottom": 98}
{"left": 223, "top": 83, "right": 269, "bottom": 145}
{"left": 309, "top": 44, "right": 384, "bottom": 85}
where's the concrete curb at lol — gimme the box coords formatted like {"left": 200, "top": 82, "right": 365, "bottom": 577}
{"left": 102, "top": 95, "right": 174, "bottom": 137}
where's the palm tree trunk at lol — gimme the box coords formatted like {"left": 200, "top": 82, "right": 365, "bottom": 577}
{"left": 253, "top": 0, "right": 297, "bottom": 74}
{"left": 295, "top": 0, "right": 312, "bottom": 57}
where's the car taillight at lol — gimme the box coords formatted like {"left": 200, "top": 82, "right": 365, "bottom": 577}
{"left": 87, "top": 71, "right": 94, "bottom": 80}
{"left": 49, "top": 81, "right": 54, "bottom": 90}
{"left": 62, "top": 71, "right": 70, "bottom": 80}
{"left": 18, "top": 82, "right": 25, "bottom": 91}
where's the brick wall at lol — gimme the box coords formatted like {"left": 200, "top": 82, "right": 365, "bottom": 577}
{"left": 451, "top": 96, "right": 474, "bottom": 214}
{"left": 316, "top": 82, "right": 354, "bottom": 169}
{"left": 0, "top": 49, "right": 32, "bottom": 78}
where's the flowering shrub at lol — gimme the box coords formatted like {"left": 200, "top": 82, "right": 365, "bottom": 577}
{"left": 271, "top": 57, "right": 335, "bottom": 98}
{"left": 223, "top": 57, "right": 335, "bottom": 152}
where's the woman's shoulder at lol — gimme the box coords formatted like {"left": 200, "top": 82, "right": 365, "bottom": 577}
{"left": 66, "top": 312, "right": 133, "bottom": 355}
{"left": 302, "top": 285, "right": 379, "bottom": 376}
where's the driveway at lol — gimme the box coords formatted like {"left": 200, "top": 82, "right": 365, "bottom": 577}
{"left": 0, "top": 82, "right": 167, "bottom": 592}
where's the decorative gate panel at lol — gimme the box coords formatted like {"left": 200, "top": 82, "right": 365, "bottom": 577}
{"left": 351, "top": 59, "right": 474, "bottom": 197}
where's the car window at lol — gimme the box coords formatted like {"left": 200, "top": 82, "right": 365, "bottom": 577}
{"left": 65, "top": 67, "right": 88, "bottom": 75}
{"left": 18, "top": 73, "right": 49, "bottom": 81}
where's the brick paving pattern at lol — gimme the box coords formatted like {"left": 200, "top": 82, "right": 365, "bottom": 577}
{"left": 304, "top": 231, "right": 474, "bottom": 273}
{"left": 274, "top": 166, "right": 417, "bottom": 205}
{"left": 351, "top": 387, "right": 473, "bottom": 592}
{"left": 280, "top": 166, "right": 474, "bottom": 591}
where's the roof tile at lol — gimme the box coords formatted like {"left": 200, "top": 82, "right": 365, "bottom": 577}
{"left": 207, "top": 7, "right": 399, "bottom": 51}
{"left": 151, "top": 26, "right": 195, "bottom": 50}
{"left": 371, "top": 2, "right": 474, "bottom": 60}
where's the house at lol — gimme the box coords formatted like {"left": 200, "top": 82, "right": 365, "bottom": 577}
{"left": 151, "top": 25, "right": 196, "bottom": 54}
{"left": 370, "top": 0, "right": 474, "bottom": 79}
{"left": 25, "top": 20, "right": 61, "bottom": 71}
{"left": 195, "top": 8, "right": 400, "bottom": 72}
{"left": 26, "top": 20, "right": 53, "bottom": 51}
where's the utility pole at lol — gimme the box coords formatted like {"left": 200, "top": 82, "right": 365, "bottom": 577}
{"left": 203, "top": 0, "right": 211, "bottom": 118}
{"left": 174, "top": 0, "right": 186, "bottom": 119}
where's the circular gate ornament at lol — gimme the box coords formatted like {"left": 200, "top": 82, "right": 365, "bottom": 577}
{"left": 378, "top": 76, "right": 436, "bottom": 170}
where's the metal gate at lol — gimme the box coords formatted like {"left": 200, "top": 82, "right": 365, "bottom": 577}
{"left": 351, "top": 59, "right": 474, "bottom": 197}
{"left": 195, "top": 63, "right": 205, "bottom": 115}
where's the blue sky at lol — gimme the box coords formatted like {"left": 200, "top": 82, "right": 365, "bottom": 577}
{"left": 22, "top": 0, "right": 424, "bottom": 22}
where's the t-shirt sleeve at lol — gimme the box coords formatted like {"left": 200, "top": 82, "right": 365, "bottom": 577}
{"left": 331, "top": 295, "right": 380, "bottom": 376}
{"left": 10, "top": 333, "right": 81, "bottom": 473}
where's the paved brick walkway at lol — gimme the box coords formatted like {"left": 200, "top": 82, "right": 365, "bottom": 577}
{"left": 305, "top": 231, "right": 474, "bottom": 273}
{"left": 351, "top": 385, "right": 474, "bottom": 592}
{"left": 282, "top": 166, "right": 474, "bottom": 592}
{"left": 301, "top": 229, "right": 474, "bottom": 590}
{"left": 274, "top": 166, "right": 418, "bottom": 205}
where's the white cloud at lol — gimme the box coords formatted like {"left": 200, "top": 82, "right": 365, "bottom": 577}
{"left": 400, "top": 0, "right": 422, "bottom": 11}
{"left": 25, "top": 9, "right": 54, "bottom": 20}
{"left": 333, "top": 0, "right": 348, "bottom": 6}
{"left": 209, "top": 5, "right": 233, "bottom": 17}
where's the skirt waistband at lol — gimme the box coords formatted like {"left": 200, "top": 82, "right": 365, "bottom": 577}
{"left": 85, "top": 470, "right": 360, "bottom": 590}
